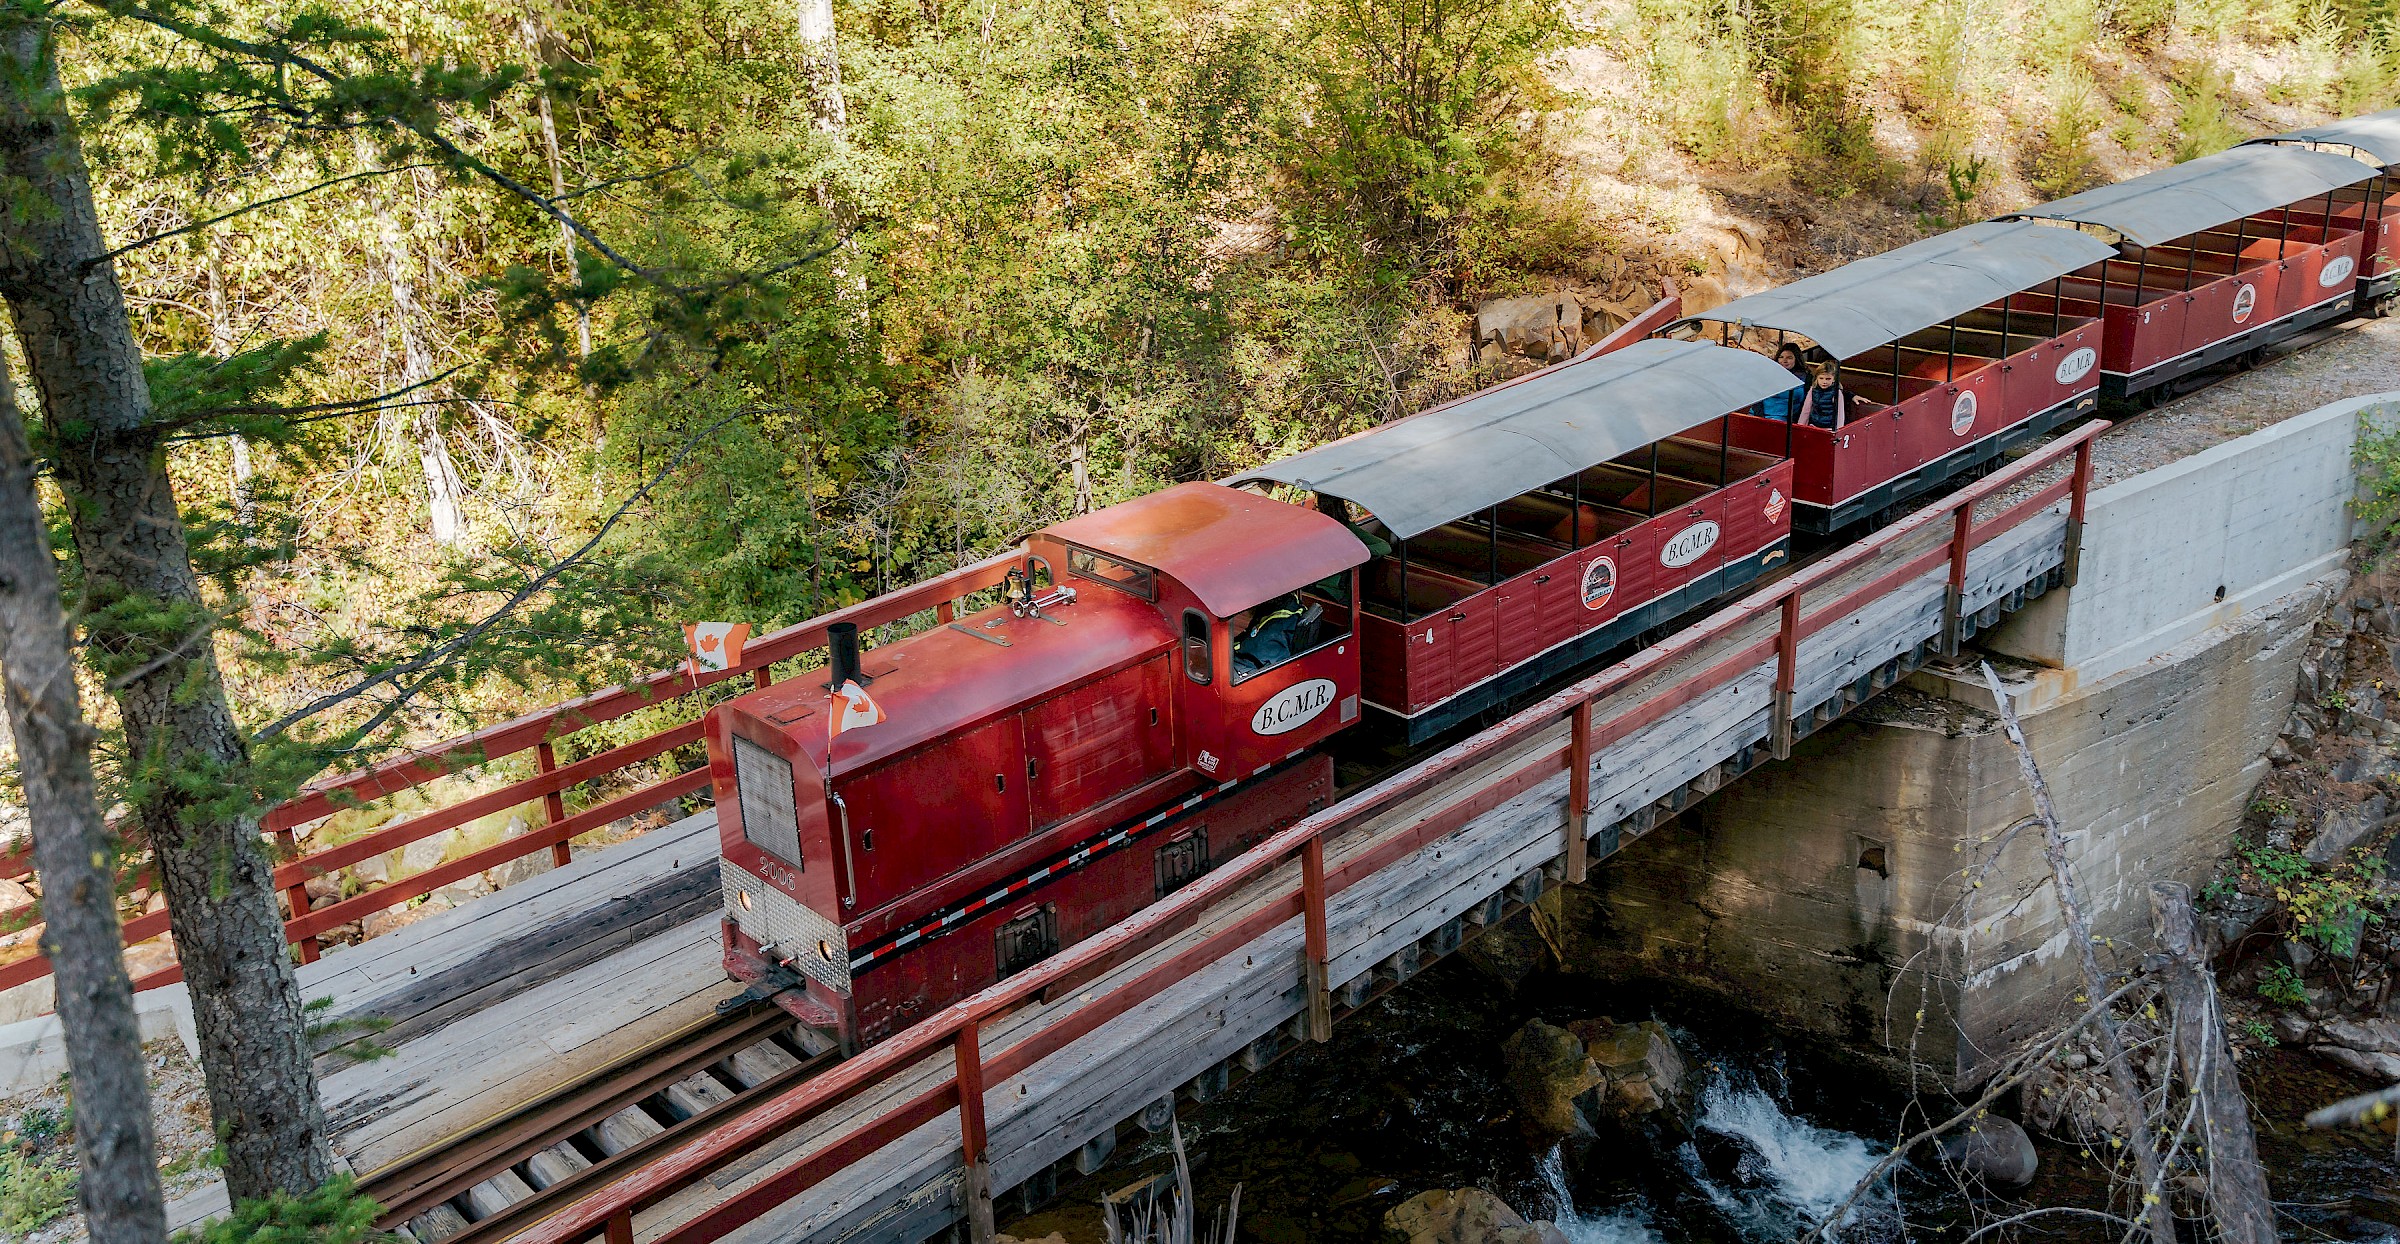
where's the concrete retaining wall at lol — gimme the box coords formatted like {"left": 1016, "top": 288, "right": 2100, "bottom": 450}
{"left": 1991, "top": 392, "right": 2400, "bottom": 684}
{"left": 1566, "top": 395, "right": 2395, "bottom": 1081}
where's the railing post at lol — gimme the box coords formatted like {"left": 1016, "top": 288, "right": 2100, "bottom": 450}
{"left": 937, "top": 599, "right": 957, "bottom": 624}
{"left": 1301, "top": 837, "right": 1333, "bottom": 1042}
{"left": 955, "top": 1022, "right": 996, "bottom": 1244}
{"left": 278, "top": 827, "right": 320, "bottom": 965}
{"left": 539, "top": 741, "right": 573, "bottom": 869}
{"left": 1772, "top": 592, "right": 1801, "bottom": 760}
{"left": 1564, "top": 702, "right": 1591, "bottom": 884}
{"left": 2063, "top": 436, "right": 2094, "bottom": 587}
{"left": 1941, "top": 504, "right": 1973, "bottom": 658}
{"left": 753, "top": 665, "right": 775, "bottom": 691}
{"left": 606, "top": 1210, "right": 634, "bottom": 1244}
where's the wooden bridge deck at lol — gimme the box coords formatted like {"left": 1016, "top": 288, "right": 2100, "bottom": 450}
{"left": 588, "top": 490, "right": 2076, "bottom": 1244}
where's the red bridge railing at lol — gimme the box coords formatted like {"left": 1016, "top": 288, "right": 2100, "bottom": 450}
{"left": 0, "top": 550, "right": 1030, "bottom": 998}
{"left": 512, "top": 421, "right": 2104, "bottom": 1244}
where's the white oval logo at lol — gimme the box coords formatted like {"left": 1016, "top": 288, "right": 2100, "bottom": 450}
{"left": 2321, "top": 255, "right": 2356, "bottom": 287}
{"left": 1251, "top": 678, "right": 1337, "bottom": 736}
{"left": 2054, "top": 346, "right": 2096, "bottom": 385}
{"left": 1949, "top": 390, "right": 1977, "bottom": 437}
{"left": 1581, "top": 556, "right": 1617, "bottom": 611}
{"left": 1660, "top": 521, "right": 1720, "bottom": 569}
{"left": 2232, "top": 283, "right": 2258, "bottom": 323}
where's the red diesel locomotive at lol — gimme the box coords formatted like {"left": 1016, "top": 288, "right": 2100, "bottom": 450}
{"left": 706, "top": 108, "right": 2399, "bottom": 1051}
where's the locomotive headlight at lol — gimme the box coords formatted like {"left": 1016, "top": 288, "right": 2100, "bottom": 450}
{"left": 737, "top": 890, "right": 754, "bottom": 911}
{"left": 818, "top": 939, "right": 837, "bottom": 961}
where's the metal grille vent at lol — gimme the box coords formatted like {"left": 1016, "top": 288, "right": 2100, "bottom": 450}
{"left": 733, "top": 736, "right": 803, "bottom": 866}
{"left": 723, "top": 859, "right": 851, "bottom": 993}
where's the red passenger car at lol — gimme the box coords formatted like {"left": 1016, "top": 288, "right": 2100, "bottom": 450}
{"left": 2249, "top": 107, "right": 2400, "bottom": 318}
{"left": 1671, "top": 222, "right": 2115, "bottom": 532}
{"left": 708, "top": 485, "right": 1367, "bottom": 1047}
{"left": 1233, "top": 337, "right": 1804, "bottom": 743}
{"left": 2003, "top": 143, "right": 2376, "bottom": 403}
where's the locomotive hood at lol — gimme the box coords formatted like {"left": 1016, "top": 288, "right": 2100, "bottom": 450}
{"left": 721, "top": 591, "right": 1177, "bottom": 778}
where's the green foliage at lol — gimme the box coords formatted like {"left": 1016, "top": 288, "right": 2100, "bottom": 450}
{"left": 2233, "top": 841, "right": 2391, "bottom": 958}
{"left": 2256, "top": 962, "right": 2310, "bottom": 1006}
{"left": 2240, "top": 1017, "right": 2280, "bottom": 1046}
{"left": 2169, "top": 61, "right": 2246, "bottom": 160}
{"left": 2351, "top": 420, "right": 2400, "bottom": 558}
{"left": 0, "top": 1148, "right": 78, "bottom": 1237}
{"left": 175, "top": 1175, "right": 393, "bottom": 1244}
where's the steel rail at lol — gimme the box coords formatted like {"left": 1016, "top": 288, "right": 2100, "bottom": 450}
{"left": 355, "top": 1002, "right": 837, "bottom": 1244}
{"left": 508, "top": 419, "right": 2108, "bottom": 1244}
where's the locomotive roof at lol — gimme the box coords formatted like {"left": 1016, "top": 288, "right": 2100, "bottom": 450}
{"left": 2251, "top": 106, "right": 2400, "bottom": 168}
{"left": 2005, "top": 143, "right": 2376, "bottom": 248}
{"left": 1041, "top": 482, "right": 1370, "bottom": 617}
{"left": 1228, "top": 339, "right": 1799, "bottom": 541}
{"left": 736, "top": 591, "right": 1177, "bottom": 776}
{"left": 1677, "top": 221, "right": 2116, "bottom": 360}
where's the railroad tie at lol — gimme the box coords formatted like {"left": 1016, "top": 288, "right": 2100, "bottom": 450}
{"left": 522, "top": 1144, "right": 592, "bottom": 1190}
{"left": 409, "top": 1204, "right": 470, "bottom": 1244}
{"left": 721, "top": 1039, "right": 804, "bottom": 1089}
{"left": 589, "top": 1106, "right": 666, "bottom": 1157}
{"left": 663, "top": 1070, "right": 739, "bottom": 1120}
{"left": 463, "top": 1170, "right": 536, "bottom": 1218}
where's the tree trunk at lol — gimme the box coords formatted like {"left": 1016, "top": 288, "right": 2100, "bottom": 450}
{"left": 358, "top": 138, "right": 468, "bottom": 545}
{"left": 2150, "top": 881, "right": 2277, "bottom": 1244}
{"left": 796, "top": 0, "right": 867, "bottom": 324}
{"left": 0, "top": 358, "right": 169, "bottom": 1244}
{"left": 0, "top": 15, "right": 335, "bottom": 1204}
{"left": 206, "top": 240, "right": 255, "bottom": 526}
{"left": 1982, "top": 663, "right": 2177, "bottom": 1244}
{"left": 517, "top": 9, "right": 592, "bottom": 363}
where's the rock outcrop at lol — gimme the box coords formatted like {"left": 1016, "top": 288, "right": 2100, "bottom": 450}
{"left": 1937, "top": 1115, "right": 2039, "bottom": 1187}
{"left": 1500, "top": 1019, "right": 1605, "bottom": 1139}
{"left": 1386, "top": 1189, "right": 1568, "bottom": 1244}
{"left": 1475, "top": 293, "right": 1584, "bottom": 362}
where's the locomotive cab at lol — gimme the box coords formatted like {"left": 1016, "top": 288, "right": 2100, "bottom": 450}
{"left": 709, "top": 482, "right": 1368, "bottom": 1046}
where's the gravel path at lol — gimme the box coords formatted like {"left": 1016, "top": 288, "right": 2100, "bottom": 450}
{"left": 2078, "top": 315, "right": 2400, "bottom": 489}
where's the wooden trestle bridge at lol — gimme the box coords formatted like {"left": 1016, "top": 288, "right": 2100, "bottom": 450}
{"left": 1, "top": 424, "right": 2099, "bottom": 1244}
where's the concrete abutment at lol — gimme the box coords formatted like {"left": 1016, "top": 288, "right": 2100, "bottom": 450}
{"left": 1554, "top": 393, "right": 2398, "bottom": 1083}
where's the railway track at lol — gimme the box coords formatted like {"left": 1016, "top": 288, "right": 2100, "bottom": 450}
{"left": 365, "top": 1003, "right": 838, "bottom": 1244}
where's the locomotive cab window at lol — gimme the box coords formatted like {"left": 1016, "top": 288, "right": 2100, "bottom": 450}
{"left": 1228, "top": 590, "right": 1351, "bottom": 685}
{"left": 1066, "top": 545, "right": 1155, "bottom": 600}
{"left": 1182, "top": 609, "right": 1213, "bottom": 685}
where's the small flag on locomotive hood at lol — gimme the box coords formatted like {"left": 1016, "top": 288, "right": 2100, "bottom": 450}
{"left": 683, "top": 622, "right": 752, "bottom": 673}
{"left": 830, "top": 680, "right": 886, "bottom": 737}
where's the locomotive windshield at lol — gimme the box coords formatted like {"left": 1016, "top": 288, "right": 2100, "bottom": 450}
{"left": 1066, "top": 544, "right": 1156, "bottom": 600}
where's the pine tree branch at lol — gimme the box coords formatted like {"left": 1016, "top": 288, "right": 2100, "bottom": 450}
{"left": 81, "top": 162, "right": 440, "bottom": 266}
{"left": 251, "top": 407, "right": 743, "bottom": 743}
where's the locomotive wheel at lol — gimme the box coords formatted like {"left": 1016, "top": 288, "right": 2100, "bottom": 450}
{"left": 2233, "top": 346, "right": 2269, "bottom": 371}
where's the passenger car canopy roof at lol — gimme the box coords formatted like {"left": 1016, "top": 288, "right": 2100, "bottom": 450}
{"left": 2004, "top": 144, "right": 2376, "bottom": 248}
{"left": 1676, "top": 222, "right": 2116, "bottom": 360}
{"left": 1229, "top": 339, "right": 1799, "bottom": 542}
{"left": 2249, "top": 106, "right": 2400, "bottom": 169}
{"left": 1040, "top": 482, "right": 1368, "bottom": 616}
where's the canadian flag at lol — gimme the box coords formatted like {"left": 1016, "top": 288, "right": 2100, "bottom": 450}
{"left": 830, "top": 679, "right": 886, "bottom": 738}
{"left": 683, "top": 622, "right": 752, "bottom": 673}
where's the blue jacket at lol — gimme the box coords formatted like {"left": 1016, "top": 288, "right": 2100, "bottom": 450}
{"left": 1752, "top": 385, "right": 1805, "bottom": 422}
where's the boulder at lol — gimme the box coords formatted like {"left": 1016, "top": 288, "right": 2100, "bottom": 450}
{"left": 1476, "top": 293, "right": 1585, "bottom": 362}
{"left": 1574, "top": 1018, "right": 1687, "bottom": 1117}
{"left": 0, "top": 878, "right": 31, "bottom": 911}
{"left": 1385, "top": 1189, "right": 1566, "bottom": 1244}
{"left": 2307, "top": 795, "right": 2389, "bottom": 863}
{"left": 1938, "top": 1115, "right": 2038, "bottom": 1187}
{"left": 1500, "top": 1020, "right": 1605, "bottom": 1138}
{"left": 1693, "top": 1128, "right": 1772, "bottom": 1187}
{"left": 123, "top": 935, "right": 179, "bottom": 980}
{"left": 362, "top": 901, "right": 440, "bottom": 941}
{"left": 396, "top": 828, "right": 462, "bottom": 877}
{"left": 2310, "top": 1016, "right": 2400, "bottom": 1080}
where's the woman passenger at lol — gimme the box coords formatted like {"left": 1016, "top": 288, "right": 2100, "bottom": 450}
{"left": 1751, "top": 343, "right": 1809, "bottom": 422}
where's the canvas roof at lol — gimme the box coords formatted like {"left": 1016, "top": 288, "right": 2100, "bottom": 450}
{"left": 2007, "top": 143, "right": 2376, "bottom": 248}
{"left": 1230, "top": 339, "right": 1799, "bottom": 540}
{"left": 1678, "top": 222, "right": 2117, "bottom": 360}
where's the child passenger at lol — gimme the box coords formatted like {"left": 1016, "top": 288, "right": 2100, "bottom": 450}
{"left": 1803, "top": 364, "right": 1851, "bottom": 430}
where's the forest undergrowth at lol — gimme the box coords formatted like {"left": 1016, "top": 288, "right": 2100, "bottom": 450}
{"left": 4, "top": 0, "right": 2397, "bottom": 826}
